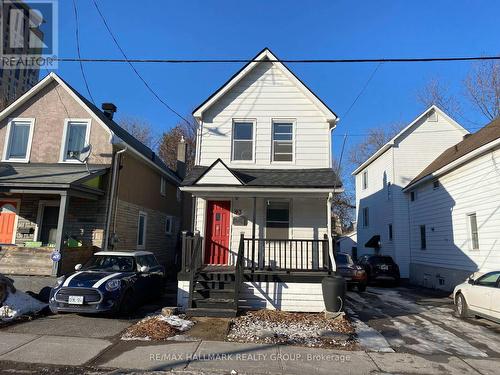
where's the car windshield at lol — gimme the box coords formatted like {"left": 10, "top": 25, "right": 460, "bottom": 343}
{"left": 370, "top": 256, "right": 394, "bottom": 265}
{"left": 82, "top": 255, "right": 135, "bottom": 272}
{"left": 336, "top": 254, "right": 353, "bottom": 265}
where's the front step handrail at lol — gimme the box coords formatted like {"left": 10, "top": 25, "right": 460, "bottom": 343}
{"left": 187, "top": 232, "right": 203, "bottom": 309}
{"left": 234, "top": 233, "right": 245, "bottom": 311}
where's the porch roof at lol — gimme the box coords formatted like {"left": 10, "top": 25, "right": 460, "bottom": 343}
{"left": 182, "top": 164, "right": 343, "bottom": 189}
{"left": 0, "top": 163, "right": 108, "bottom": 195}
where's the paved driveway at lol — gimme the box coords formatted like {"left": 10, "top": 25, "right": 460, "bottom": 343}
{"left": 346, "top": 286, "right": 500, "bottom": 358}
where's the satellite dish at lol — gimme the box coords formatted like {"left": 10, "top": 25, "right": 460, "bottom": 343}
{"left": 77, "top": 144, "right": 92, "bottom": 173}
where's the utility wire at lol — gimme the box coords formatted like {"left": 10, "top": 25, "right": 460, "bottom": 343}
{"left": 91, "top": 0, "right": 190, "bottom": 125}
{"left": 332, "top": 125, "right": 487, "bottom": 137}
{"left": 72, "top": 0, "right": 95, "bottom": 104}
{"left": 55, "top": 55, "right": 500, "bottom": 64}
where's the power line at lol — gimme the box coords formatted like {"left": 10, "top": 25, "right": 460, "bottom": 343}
{"left": 332, "top": 126, "right": 486, "bottom": 137}
{"left": 72, "top": 0, "right": 95, "bottom": 104}
{"left": 55, "top": 55, "right": 500, "bottom": 64}
{"left": 90, "top": 0, "right": 190, "bottom": 125}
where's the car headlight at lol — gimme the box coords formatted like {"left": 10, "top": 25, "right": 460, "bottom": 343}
{"left": 105, "top": 279, "right": 121, "bottom": 292}
{"left": 55, "top": 276, "right": 65, "bottom": 288}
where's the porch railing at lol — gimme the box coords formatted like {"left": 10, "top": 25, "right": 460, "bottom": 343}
{"left": 242, "top": 234, "right": 332, "bottom": 272}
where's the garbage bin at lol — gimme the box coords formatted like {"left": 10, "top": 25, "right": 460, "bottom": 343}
{"left": 322, "top": 274, "right": 346, "bottom": 312}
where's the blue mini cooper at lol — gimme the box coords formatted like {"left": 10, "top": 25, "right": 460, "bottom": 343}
{"left": 49, "top": 251, "right": 165, "bottom": 315}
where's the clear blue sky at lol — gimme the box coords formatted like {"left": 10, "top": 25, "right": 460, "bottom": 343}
{"left": 50, "top": 0, "right": 499, "bottom": 162}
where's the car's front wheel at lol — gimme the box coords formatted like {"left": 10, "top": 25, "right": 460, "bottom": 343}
{"left": 455, "top": 293, "right": 468, "bottom": 318}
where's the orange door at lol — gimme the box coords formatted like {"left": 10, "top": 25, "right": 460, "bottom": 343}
{"left": 205, "top": 200, "right": 231, "bottom": 265}
{"left": 0, "top": 202, "right": 17, "bottom": 244}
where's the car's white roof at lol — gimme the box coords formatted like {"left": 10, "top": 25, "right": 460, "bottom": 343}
{"left": 94, "top": 251, "right": 153, "bottom": 257}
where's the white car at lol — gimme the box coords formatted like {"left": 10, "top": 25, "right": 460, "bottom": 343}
{"left": 453, "top": 271, "right": 500, "bottom": 323}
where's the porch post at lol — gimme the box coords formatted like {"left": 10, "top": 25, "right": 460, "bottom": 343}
{"left": 326, "top": 192, "right": 336, "bottom": 272}
{"left": 51, "top": 192, "right": 69, "bottom": 277}
{"left": 251, "top": 197, "right": 256, "bottom": 271}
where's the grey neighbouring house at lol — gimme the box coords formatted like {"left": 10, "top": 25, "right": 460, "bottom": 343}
{"left": 0, "top": 72, "right": 188, "bottom": 291}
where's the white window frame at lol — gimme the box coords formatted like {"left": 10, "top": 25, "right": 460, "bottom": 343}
{"left": 160, "top": 177, "right": 166, "bottom": 196}
{"left": 231, "top": 119, "right": 256, "bottom": 163}
{"left": 362, "top": 170, "right": 368, "bottom": 190}
{"left": 165, "top": 215, "right": 174, "bottom": 235}
{"left": 137, "top": 211, "right": 148, "bottom": 250}
{"left": 362, "top": 207, "right": 369, "bottom": 228}
{"left": 2, "top": 118, "right": 35, "bottom": 163}
{"left": 467, "top": 213, "right": 479, "bottom": 250}
{"left": 59, "top": 119, "right": 92, "bottom": 163}
{"left": 271, "top": 119, "right": 295, "bottom": 163}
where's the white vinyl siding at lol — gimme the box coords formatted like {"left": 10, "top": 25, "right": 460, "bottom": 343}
{"left": 2, "top": 118, "right": 35, "bottom": 162}
{"left": 199, "top": 61, "right": 331, "bottom": 168}
{"left": 408, "top": 147, "right": 500, "bottom": 274}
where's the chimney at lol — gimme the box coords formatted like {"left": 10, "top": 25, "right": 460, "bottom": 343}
{"left": 176, "top": 136, "right": 187, "bottom": 179}
{"left": 102, "top": 103, "right": 117, "bottom": 120}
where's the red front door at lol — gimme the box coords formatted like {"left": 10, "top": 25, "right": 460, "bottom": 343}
{"left": 205, "top": 200, "right": 231, "bottom": 265}
{"left": 0, "top": 202, "right": 17, "bottom": 244}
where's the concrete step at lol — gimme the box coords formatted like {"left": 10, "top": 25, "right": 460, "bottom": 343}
{"left": 186, "top": 307, "right": 237, "bottom": 318}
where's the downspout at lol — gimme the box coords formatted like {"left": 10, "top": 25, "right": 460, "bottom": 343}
{"left": 327, "top": 192, "right": 336, "bottom": 272}
{"left": 104, "top": 146, "right": 127, "bottom": 251}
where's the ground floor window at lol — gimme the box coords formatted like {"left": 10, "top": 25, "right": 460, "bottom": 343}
{"left": 419, "top": 225, "right": 426, "bottom": 250}
{"left": 137, "top": 211, "right": 147, "bottom": 249}
{"left": 165, "top": 215, "right": 173, "bottom": 235}
{"left": 266, "top": 200, "right": 289, "bottom": 239}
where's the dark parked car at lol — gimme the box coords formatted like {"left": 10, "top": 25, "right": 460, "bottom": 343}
{"left": 356, "top": 255, "right": 400, "bottom": 285}
{"left": 336, "top": 253, "right": 367, "bottom": 292}
{"left": 49, "top": 251, "right": 164, "bottom": 315}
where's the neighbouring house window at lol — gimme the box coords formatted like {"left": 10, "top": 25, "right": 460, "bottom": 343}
{"left": 467, "top": 213, "right": 479, "bottom": 250}
{"left": 160, "top": 177, "right": 166, "bottom": 196}
{"left": 176, "top": 188, "right": 181, "bottom": 202}
{"left": 410, "top": 191, "right": 416, "bottom": 201}
{"left": 165, "top": 216, "right": 173, "bottom": 235}
{"left": 61, "top": 120, "right": 90, "bottom": 162}
{"left": 388, "top": 224, "right": 393, "bottom": 241}
{"left": 266, "top": 201, "right": 289, "bottom": 239}
{"left": 387, "top": 182, "right": 392, "bottom": 199}
{"left": 137, "top": 212, "right": 147, "bottom": 249}
{"left": 272, "top": 121, "right": 294, "bottom": 162}
{"left": 232, "top": 121, "right": 254, "bottom": 161}
{"left": 433, "top": 180, "right": 440, "bottom": 189}
{"left": 3, "top": 119, "right": 34, "bottom": 162}
{"left": 362, "top": 171, "right": 368, "bottom": 190}
{"left": 362, "top": 207, "right": 369, "bottom": 228}
{"left": 420, "top": 225, "right": 426, "bottom": 250}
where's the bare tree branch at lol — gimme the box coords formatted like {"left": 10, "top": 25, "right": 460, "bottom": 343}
{"left": 417, "top": 78, "right": 462, "bottom": 118}
{"left": 158, "top": 116, "right": 197, "bottom": 172}
{"left": 118, "top": 117, "right": 154, "bottom": 148}
{"left": 464, "top": 61, "right": 500, "bottom": 121}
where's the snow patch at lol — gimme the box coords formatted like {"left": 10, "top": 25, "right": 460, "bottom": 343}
{"left": 158, "top": 315, "right": 194, "bottom": 332}
{"left": 346, "top": 308, "right": 394, "bottom": 353}
{"left": 0, "top": 291, "right": 46, "bottom": 321}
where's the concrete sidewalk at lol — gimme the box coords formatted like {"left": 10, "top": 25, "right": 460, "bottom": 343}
{"left": 0, "top": 332, "right": 498, "bottom": 374}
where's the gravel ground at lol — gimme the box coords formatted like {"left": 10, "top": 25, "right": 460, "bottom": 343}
{"left": 227, "top": 310, "right": 357, "bottom": 349}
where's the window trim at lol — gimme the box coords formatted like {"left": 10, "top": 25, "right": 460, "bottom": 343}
{"left": 271, "top": 118, "right": 295, "bottom": 163}
{"left": 2, "top": 118, "right": 35, "bottom": 163}
{"left": 467, "top": 212, "right": 479, "bottom": 250}
{"left": 362, "top": 170, "right": 368, "bottom": 190}
{"left": 59, "top": 118, "right": 92, "bottom": 163}
{"left": 231, "top": 119, "right": 256, "bottom": 163}
{"left": 165, "top": 215, "right": 174, "bottom": 235}
{"left": 137, "top": 211, "right": 148, "bottom": 250}
{"left": 160, "top": 177, "right": 166, "bottom": 196}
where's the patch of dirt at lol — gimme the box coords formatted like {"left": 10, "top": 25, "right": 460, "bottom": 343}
{"left": 121, "top": 314, "right": 194, "bottom": 341}
{"left": 227, "top": 310, "right": 357, "bottom": 349}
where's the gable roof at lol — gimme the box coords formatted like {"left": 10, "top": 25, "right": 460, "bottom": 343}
{"left": 0, "top": 73, "right": 181, "bottom": 185}
{"left": 192, "top": 48, "right": 338, "bottom": 124}
{"left": 194, "top": 158, "right": 244, "bottom": 185}
{"left": 405, "top": 116, "right": 500, "bottom": 190}
{"left": 352, "top": 105, "right": 468, "bottom": 175}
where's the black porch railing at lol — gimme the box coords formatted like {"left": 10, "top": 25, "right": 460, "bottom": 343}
{"left": 242, "top": 235, "right": 332, "bottom": 272}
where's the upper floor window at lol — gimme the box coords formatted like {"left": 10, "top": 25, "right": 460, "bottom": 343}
{"left": 160, "top": 177, "right": 166, "bottom": 196}
{"left": 410, "top": 191, "right": 417, "bottom": 201}
{"left": 362, "top": 171, "right": 368, "bottom": 190}
{"left": 61, "top": 119, "right": 91, "bottom": 163}
{"left": 467, "top": 213, "right": 479, "bottom": 250}
{"left": 272, "top": 121, "right": 294, "bottom": 162}
{"left": 420, "top": 225, "right": 427, "bottom": 250}
{"left": 362, "top": 207, "right": 369, "bottom": 227}
{"left": 2, "top": 118, "right": 34, "bottom": 162}
{"left": 232, "top": 120, "right": 254, "bottom": 161}
{"left": 137, "top": 211, "right": 147, "bottom": 249}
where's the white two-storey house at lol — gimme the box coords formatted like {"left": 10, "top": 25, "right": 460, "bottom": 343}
{"left": 178, "top": 48, "right": 342, "bottom": 316}
{"left": 352, "top": 106, "right": 468, "bottom": 278}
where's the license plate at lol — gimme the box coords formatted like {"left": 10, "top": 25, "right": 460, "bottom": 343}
{"left": 68, "top": 296, "right": 84, "bottom": 304}
{"left": 380, "top": 265, "right": 389, "bottom": 271}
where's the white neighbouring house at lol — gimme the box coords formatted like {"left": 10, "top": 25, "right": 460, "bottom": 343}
{"left": 404, "top": 116, "right": 500, "bottom": 291}
{"left": 177, "top": 48, "right": 343, "bottom": 315}
{"left": 352, "top": 106, "right": 468, "bottom": 278}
